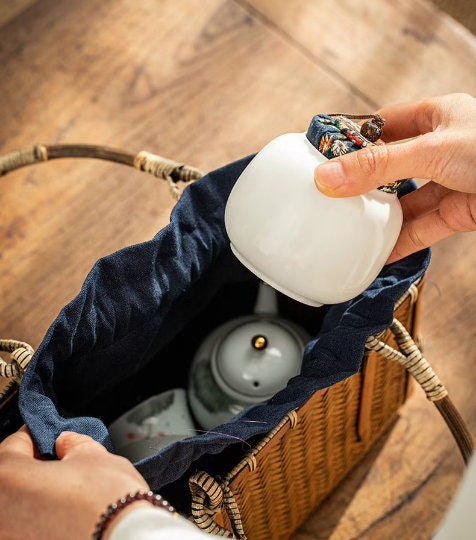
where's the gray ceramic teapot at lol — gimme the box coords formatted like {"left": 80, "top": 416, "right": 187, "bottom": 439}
{"left": 188, "top": 282, "right": 310, "bottom": 430}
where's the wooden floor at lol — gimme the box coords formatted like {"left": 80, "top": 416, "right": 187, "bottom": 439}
{"left": 1, "top": 1, "right": 475, "bottom": 538}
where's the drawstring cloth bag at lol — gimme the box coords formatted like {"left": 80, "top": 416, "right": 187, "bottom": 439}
{"left": 0, "top": 114, "right": 472, "bottom": 540}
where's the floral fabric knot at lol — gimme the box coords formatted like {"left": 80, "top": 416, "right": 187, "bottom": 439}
{"left": 306, "top": 114, "right": 370, "bottom": 159}
{"left": 306, "top": 113, "right": 406, "bottom": 193}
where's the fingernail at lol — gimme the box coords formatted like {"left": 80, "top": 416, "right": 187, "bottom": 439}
{"left": 315, "top": 161, "right": 345, "bottom": 189}
{"left": 315, "top": 161, "right": 345, "bottom": 190}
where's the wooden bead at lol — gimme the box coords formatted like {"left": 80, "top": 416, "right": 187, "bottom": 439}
{"left": 360, "top": 114, "right": 385, "bottom": 142}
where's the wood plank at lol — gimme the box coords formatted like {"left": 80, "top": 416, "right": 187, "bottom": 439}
{"left": 242, "top": 0, "right": 476, "bottom": 105}
{"left": 430, "top": 0, "right": 476, "bottom": 36}
{"left": 0, "top": 0, "right": 36, "bottom": 26}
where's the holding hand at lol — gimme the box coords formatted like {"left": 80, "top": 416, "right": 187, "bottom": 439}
{"left": 0, "top": 426, "right": 150, "bottom": 540}
{"left": 314, "top": 93, "right": 476, "bottom": 263}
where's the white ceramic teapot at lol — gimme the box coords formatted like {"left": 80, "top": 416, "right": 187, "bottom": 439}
{"left": 224, "top": 123, "right": 403, "bottom": 307}
{"left": 188, "top": 282, "right": 310, "bottom": 430}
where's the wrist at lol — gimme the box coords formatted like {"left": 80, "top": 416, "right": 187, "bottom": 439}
{"left": 102, "top": 501, "right": 151, "bottom": 540}
{"left": 92, "top": 490, "right": 178, "bottom": 540}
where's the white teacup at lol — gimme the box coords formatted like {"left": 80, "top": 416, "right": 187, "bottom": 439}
{"left": 224, "top": 132, "right": 403, "bottom": 307}
{"left": 108, "top": 388, "right": 195, "bottom": 460}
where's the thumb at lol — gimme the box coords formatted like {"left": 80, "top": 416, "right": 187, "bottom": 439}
{"left": 55, "top": 431, "right": 106, "bottom": 460}
{"left": 314, "top": 137, "right": 432, "bottom": 197}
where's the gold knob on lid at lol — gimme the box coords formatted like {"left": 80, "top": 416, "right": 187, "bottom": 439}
{"left": 251, "top": 335, "right": 268, "bottom": 350}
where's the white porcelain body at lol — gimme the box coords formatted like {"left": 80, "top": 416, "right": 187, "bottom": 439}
{"left": 224, "top": 133, "right": 403, "bottom": 306}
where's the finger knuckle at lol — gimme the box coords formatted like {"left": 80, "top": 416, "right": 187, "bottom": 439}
{"left": 406, "top": 223, "right": 427, "bottom": 250}
{"left": 440, "top": 193, "right": 476, "bottom": 232}
{"left": 354, "top": 144, "right": 389, "bottom": 181}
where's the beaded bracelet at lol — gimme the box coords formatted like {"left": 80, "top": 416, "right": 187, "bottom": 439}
{"left": 92, "top": 490, "right": 178, "bottom": 540}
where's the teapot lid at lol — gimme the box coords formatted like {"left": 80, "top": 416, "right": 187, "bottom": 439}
{"left": 211, "top": 318, "right": 304, "bottom": 403}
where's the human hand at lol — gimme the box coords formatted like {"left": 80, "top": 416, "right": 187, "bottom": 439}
{"left": 314, "top": 93, "right": 476, "bottom": 263}
{"left": 0, "top": 426, "right": 150, "bottom": 540}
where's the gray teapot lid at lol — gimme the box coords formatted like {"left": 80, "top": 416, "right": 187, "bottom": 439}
{"left": 211, "top": 318, "right": 304, "bottom": 403}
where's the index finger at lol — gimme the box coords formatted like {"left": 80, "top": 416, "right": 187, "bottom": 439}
{"left": 0, "top": 425, "right": 35, "bottom": 457}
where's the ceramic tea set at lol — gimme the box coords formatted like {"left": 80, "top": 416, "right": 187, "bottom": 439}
{"left": 108, "top": 282, "right": 310, "bottom": 460}
{"left": 109, "top": 114, "right": 403, "bottom": 460}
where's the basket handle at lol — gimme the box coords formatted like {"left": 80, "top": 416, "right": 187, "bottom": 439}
{"left": 189, "top": 471, "right": 245, "bottom": 539}
{"left": 366, "top": 317, "right": 474, "bottom": 464}
{"left": 0, "top": 143, "right": 204, "bottom": 201}
{"left": 0, "top": 340, "right": 34, "bottom": 412}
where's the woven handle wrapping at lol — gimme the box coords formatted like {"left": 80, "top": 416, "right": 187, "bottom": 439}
{"left": 366, "top": 319, "right": 474, "bottom": 464}
{"left": 0, "top": 144, "right": 203, "bottom": 412}
{"left": 0, "top": 144, "right": 203, "bottom": 200}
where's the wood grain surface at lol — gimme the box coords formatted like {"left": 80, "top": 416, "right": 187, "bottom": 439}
{"left": 0, "top": 1, "right": 475, "bottom": 538}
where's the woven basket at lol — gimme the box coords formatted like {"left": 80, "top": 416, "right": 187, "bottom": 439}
{"left": 188, "top": 283, "right": 420, "bottom": 539}
{"left": 0, "top": 144, "right": 473, "bottom": 540}
{"left": 186, "top": 280, "right": 475, "bottom": 539}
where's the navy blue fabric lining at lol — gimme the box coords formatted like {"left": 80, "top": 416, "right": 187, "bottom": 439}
{"left": 9, "top": 129, "right": 429, "bottom": 494}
